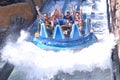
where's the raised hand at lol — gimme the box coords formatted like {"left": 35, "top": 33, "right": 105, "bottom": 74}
{"left": 55, "top": 4, "right": 61, "bottom": 10}
{"left": 79, "top": 6, "right": 82, "bottom": 10}
{"left": 36, "top": 6, "right": 40, "bottom": 11}
{"left": 69, "top": 4, "right": 74, "bottom": 9}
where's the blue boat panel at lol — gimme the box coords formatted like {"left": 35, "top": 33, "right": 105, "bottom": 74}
{"left": 40, "top": 23, "right": 48, "bottom": 38}
{"left": 82, "top": 19, "right": 90, "bottom": 35}
{"left": 70, "top": 24, "right": 82, "bottom": 39}
{"left": 53, "top": 25, "right": 65, "bottom": 40}
{"left": 33, "top": 33, "right": 97, "bottom": 50}
{"left": 85, "top": 19, "right": 90, "bottom": 35}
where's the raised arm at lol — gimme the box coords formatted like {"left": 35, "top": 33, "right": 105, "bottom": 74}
{"left": 79, "top": 6, "right": 83, "bottom": 20}
{"left": 51, "top": 4, "right": 64, "bottom": 18}
{"left": 35, "top": 6, "right": 45, "bottom": 20}
{"left": 58, "top": 5, "right": 64, "bottom": 18}
{"left": 69, "top": 4, "right": 75, "bottom": 17}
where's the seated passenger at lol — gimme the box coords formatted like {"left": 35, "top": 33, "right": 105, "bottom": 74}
{"left": 63, "top": 11, "right": 74, "bottom": 24}
{"left": 35, "top": 6, "right": 53, "bottom": 37}
{"left": 60, "top": 11, "right": 74, "bottom": 36}
{"left": 50, "top": 5, "right": 61, "bottom": 27}
{"left": 74, "top": 6, "right": 84, "bottom": 31}
{"left": 74, "top": 11, "right": 84, "bottom": 31}
{"left": 36, "top": 6, "right": 52, "bottom": 28}
{"left": 59, "top": 4, "right": 74, "bottom": 35}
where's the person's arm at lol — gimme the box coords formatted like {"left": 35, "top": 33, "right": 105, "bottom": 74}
{"left": 69, "top": 4, "right": 75, "bottom": 17}
{"left": 53, "top": 4, "right": 64, "bottom": 18}
{"left": 79, "top": 6, "right": 82, "bottom": 20}
{"left": 35, "top": 6, "right": 45, "bottom": 20}
{"left": 57, "top": 4, "right": 64, "bottom": 18}
{"left": 50, "top": 6, "right": 57, "bottom": 20}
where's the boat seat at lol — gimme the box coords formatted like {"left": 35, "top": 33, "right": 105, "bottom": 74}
{"left": 70, "top": 24, "right": 82, "bottom": 39}
{"left": 39, "top": 23, "right": 48, "bottom": 38}
{"left": 53, "top": 25, "right": 65, "bottom": 40}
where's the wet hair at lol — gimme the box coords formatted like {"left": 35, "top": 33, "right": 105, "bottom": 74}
{"left": 75, "top": 11, "right": 80, "bottom": 14}
{"left": 65, "top": 10, "right": 71, "bottom": 15}
{"left": 66, "top": 11, "right": 70, "bottom": 14}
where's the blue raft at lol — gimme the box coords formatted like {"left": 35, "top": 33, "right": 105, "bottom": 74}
{"left": 32, "top": 18, "right": 97, "bottom": 50}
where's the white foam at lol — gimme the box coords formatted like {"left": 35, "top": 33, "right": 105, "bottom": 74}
{"left": 1, "top": 30, "right": 116, "bottom": 79}
{"left": 0, "top": 0, "right": 117, "bottom": 79}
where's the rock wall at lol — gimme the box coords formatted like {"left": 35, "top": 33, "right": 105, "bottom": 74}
{"left": 111, "top": 1, "right": 120, "bottom": 53}
{"left": 115, "top": 0, "right": 120, "bottom": 25}
{"left": 115, "top": 0, "right": 120, "bottom": 68}
{"left": 0, "top": 0, "right": 47, "bottom": 28}
{"left": 0, "top": 0, "right": 47, "bottom": 45}
{"left": 110, "top": 0, "right": 120, "bottom": 78}
{"left": 0, "top": 3, "right": 33, "bottom": 28}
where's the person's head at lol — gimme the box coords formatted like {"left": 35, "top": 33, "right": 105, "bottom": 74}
{"left": 51, "top": 9, "right": 59, "bottom": 19}
{"left": 78, "top": 20, "right": 84, "bottom": 27}
{"left": 52, "top": 14, "right": 58, "bottom": 20}
{"left": 54, "top": 9, "right": 59, "bottom": 16}
{"left": 43, "top": 13, "right": 49, "bottom": 20}
{"left": 65, "top": 11, "right": 71, "bottom": 18}
{"left": 75, "top": 12, "right": 80, "bottom": 19}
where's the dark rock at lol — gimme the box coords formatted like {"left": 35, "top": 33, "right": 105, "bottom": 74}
{"left": 0, "top": 0, "right": 25, "bottom": 6}
{"left": 0, "top": 28, "right": 7, "bottom": 48}
{"left": 0, "top": 62, "right": 14, "bottom": 80}
{"left": 0, "top": 0, "right": 48, "bottom": 47}
{"left": 112, "top": 45, "right": 120, "bottom": 80}
{"left": 0, "top": 0, "right": 14, "bottom": 6}
{"left": 6, "top": 16, "right": 28, "bottom": 42}
{"left": 26, "top": 0, "right": 37, "bottom": 22}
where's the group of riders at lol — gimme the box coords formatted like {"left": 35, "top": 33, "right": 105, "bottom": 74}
{"left": 35, "top": 4, "right": 93, "bottom": 37}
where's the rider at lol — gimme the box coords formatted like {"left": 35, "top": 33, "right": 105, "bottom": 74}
{"left": 36, "top": 6, "right": 52, "bottom": 28}
{"left": 50, "top": 5, "right": 61, "bottom": 27}
{"left": 36, "top": 6, "right": 54, "bottom": 37}
{"left": 59, "top": 4, "right": 74, "bottom": 35}
{"left": 63, "top": 11, "right": 74, "bottom": 24}
{"left": 74, "top": 6, "right": 84, "bottom": 31}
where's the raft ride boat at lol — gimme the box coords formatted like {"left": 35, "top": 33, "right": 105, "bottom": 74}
{"left": 30, "top": 16, "right": 97, "bottom": 50}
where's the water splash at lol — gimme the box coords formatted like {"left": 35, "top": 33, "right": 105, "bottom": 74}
{"left": 0, "top": 0, "right": 117, "bottom": 79}
{"left": 0, "top": 30, "right": 116, "bottom": 79}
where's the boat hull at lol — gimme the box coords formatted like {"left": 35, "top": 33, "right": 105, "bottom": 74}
{"left": 33, "top": 33, "right": 97, "bottom": 50}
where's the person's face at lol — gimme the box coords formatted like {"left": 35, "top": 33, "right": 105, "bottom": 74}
{"left": 54, "top": 9, "right": 58, "bottom": 16}
{"left": 79, "top": 20, "right": 84, "bottom": 26}
{"left": 44, "top": 14, "right": 48, "bottom": 20}
{"left": 66, "top": 12, "right": 70, "bottom": 18}
{"left": 75, "top": 13, "right": 79, "bottom": 19}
